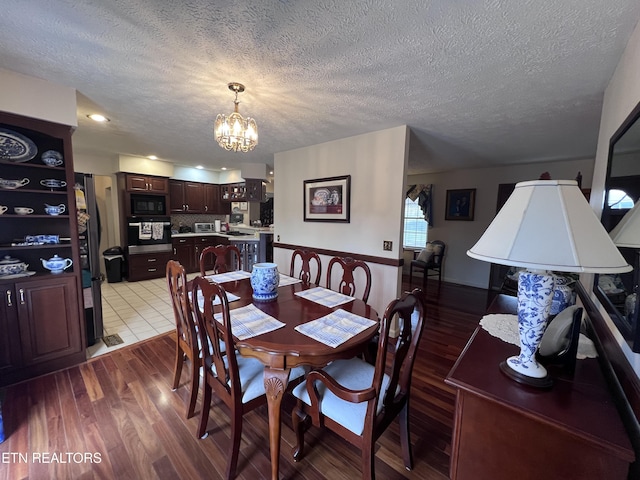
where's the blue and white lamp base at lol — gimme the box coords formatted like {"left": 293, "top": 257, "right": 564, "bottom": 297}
{"left": 499, "top": 270, "right": 554, "bottom": 388}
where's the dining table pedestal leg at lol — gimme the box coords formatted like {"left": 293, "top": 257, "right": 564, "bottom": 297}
{"left": 264, "top": 366, "right": 291, "bottom": 480}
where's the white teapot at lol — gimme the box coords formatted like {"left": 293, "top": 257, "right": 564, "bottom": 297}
{"left": 41, "top": 255, "right": 73, "bottom": 274}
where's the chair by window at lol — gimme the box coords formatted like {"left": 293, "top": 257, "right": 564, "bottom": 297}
{"left": 166, "top": 260, "right": 201, "bottom": 419}
{"left": 199, "top": 244, "right": 242, "bottom": 276}
{"left": 327, "top": 256, "right": 372, "bottom": 302}
{"left": 409, "top": 240, "right": 445, "bottom": 288}
{"left": 290, "top": 249, "right": 322, "bottom": 284}
{"left": 290, "top": 288, "right": 426, "bottom": 479}
{"left": 191, "top": 276, "right": 305, "bottom": 478}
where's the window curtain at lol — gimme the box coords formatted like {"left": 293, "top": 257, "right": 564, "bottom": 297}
{"left": 407, "top": 184, "right": 433, "bottom": 226}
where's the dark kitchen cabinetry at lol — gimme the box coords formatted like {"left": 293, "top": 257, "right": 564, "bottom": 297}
{"left": 0, "top": 110, "right": 84, "bottom": 387}
{"left": 116, "top": 172, "right": 169, "bottom": 220}
{"left": 171, "top": 235, "right": 229, "bottom": 273}
{"left": 204, "top": 183, "right": 230, "bottom": 214}
{"left": 127, "top": 251, "right": 172, "bottom": 281}
{"left": 170, "top": 180, "right": 229, "bottom": 214}
{"left": 172, "top": 236, "right": 196, "bottom": 272}
{"left": 169, "top": 180, "right": 205, "bottom": 213}
{"left": 125, "top": 174, "right": 169, "bottom": 193}
{"left": 221, "top": 179, "right": 266, "bottom": 202}
{"left": 0, "top": 276, "right": 82, "bottom": 388}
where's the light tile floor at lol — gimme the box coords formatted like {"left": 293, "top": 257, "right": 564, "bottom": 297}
{"left": 86, "top": 275, "right": 197, "bottom": 359}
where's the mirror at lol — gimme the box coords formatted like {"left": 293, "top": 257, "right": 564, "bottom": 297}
{"left": 595, "top": 102, "right": 640, "bottom": 352}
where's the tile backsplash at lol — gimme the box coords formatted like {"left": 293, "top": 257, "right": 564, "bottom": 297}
{"left": 171, "top": 213, "right": 228, "bottom": 231}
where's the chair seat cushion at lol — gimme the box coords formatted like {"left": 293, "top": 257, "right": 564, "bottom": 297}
{"left": 416, "top": 248, "right": 433, "bottom": 263}
{"left": 292, "top": 358, "right": 392, "bottom": 435}
{"left": 215, "top": 357, "right": 306, "bottom": 404}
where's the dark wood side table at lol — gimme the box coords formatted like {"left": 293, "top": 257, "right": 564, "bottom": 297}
{"left": 445, "top": 294, "right": 634, "bottom": 480}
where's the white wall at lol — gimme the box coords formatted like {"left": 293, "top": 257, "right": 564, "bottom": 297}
{"left": 409, "top": 157, "right": 594, "bottom": 288}
{"left": 274, "top": 126, "right": 409, "bottom": 315}
{"left": 0, "top": 68, "right": 76, "bottom": 127}
{"left": 592, "top": 19, "right": 640, "bottom": 375}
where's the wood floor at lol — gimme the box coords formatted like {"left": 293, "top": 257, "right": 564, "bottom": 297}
{"left": 0, "top": 278, "right": 489, "bottom": 480}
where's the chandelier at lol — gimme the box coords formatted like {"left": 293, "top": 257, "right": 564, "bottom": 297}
{"left": 214, "top": 82, "right": 258, "bottom": 152}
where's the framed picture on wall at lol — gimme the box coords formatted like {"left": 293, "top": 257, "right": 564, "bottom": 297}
{"left": 303, "top": 175, "right": 351, "bottom": 222}
{"left": 445, "top": 188, "right": 476, "bottom": 221}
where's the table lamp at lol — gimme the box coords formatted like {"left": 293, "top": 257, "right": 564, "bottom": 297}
{"left": 468, "top": 180, "right": 632, "bottom": 388}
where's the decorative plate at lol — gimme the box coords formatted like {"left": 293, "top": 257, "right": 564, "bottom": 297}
{"left": 0, "top": 127, "right": 38, "bottom": 163}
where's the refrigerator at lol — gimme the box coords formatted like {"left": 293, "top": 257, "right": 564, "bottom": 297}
{"left": 74, "top": 173, "right": 104, "bottom": 346}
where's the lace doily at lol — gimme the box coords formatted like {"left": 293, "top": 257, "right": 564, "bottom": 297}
{"left": 479, "top": 314, "right": 597, "bottom": 359}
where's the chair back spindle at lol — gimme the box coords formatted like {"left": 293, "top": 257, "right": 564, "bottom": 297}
{"left": 290, "top": 249, "right": 322, "bottom": 284}
{"left": 327, "top": 256, "right": 372, "bottom": 302}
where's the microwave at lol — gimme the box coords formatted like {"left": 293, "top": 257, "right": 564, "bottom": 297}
{"left": 130, "top": 194, "right": 166, "bottom": 216}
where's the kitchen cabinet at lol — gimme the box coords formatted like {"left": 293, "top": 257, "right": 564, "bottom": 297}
{"left": 171, "top": 235, "right": 230, "bottom": 273}
{"left": 125, "top": 174, "right": 169, "bottom": 193}
{"left": 170, "top": 180, "right": 229, "bottom": 214}
{"left": 204, "top": 183, "right": 230, "bottom": 214}
{"left": 221, "top": 179, "right": 266, "bottom": 202}
{"left": 172, "top": 237, "right": 196, "bottom": 272}
{"left": 127, "top": 251, "right": 172, "bottom": 281}
{"left": 0, "top": 111, "right": 85, "bottom": 387}
{"left": 169, "top": 180, "right": 205, "bottom": 213}
{"left": 1, "top": 275, "right": 83, "bottom": 387}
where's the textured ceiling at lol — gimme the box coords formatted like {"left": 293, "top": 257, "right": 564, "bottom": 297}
{"left": 1, "top": 1, "right": 640, "bottom": 175}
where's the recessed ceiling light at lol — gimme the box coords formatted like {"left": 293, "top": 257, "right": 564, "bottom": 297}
{"left": 195, "top": 165, "right": 204, "bottom": 169}
{"left": 147, "top": 155, "right": 158, "bottom": 160}
{"left": 87, "top": 114, "right": 110, "bottom": 122}
{"left": 270, "top": 171, "right": 274, "bottom": 175}
{"left": 221, "top": 167, "right": 227, "bottom": 171}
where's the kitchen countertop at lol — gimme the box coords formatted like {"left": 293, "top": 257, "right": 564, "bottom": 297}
{"left": 172, "top": 227, "right": 274, "bottom": 239}
{"left": 171, "top": 231, "right": 268, "bottom": 240}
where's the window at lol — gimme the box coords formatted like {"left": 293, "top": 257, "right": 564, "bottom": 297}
{"left": 403, "top": 197, "right": 428, "bottom": 248}
{"left": 608, "top": 189, "right": 635, "bottom": 210}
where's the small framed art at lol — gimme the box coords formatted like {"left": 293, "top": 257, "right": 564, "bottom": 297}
{"left": 445, "top": 188, "right": 476, "bottom": 221}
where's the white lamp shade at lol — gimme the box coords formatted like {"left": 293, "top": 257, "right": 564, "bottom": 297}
{"left": 609, "top": 200, "right": 640, "bottom": 248}
{"left": 467, "top": 180, "right": 632, "bottom": 273}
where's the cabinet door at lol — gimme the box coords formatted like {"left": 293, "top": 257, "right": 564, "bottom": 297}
{"left": 245, "top": 179, "right": 265, "bottom": 202}
{"left": 126, "top": 174, "right": 151, "bottom": 191}
{"left": 169, "top": 180, "right": 186, "bottom": 213}
{"left": 0, "top": 285, "right": 23, "bottom": 374}
{"left": 127, "top": 174, "right": 168, "bottom": 193}
{"left": 148, "top": 176, "right": 169, "bottom": 193}
{"left": 203, "top": 184, "right": 217, "bottom": 213}
{"left": 16, "top": 276, "right": 82, "bottom": 366}
{"left": 172, "top": 237, "right": 195, "bottom": 272}
{"left": 184, "top": 182, "right": 205, "bottom": 213}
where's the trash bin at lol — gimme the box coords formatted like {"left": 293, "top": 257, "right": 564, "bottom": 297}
{"left": 103, "top": 246, "right": 125, "bottom": 283}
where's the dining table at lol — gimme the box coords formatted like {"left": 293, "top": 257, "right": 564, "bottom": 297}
{"left": 203, "top": 271, "right": 380, "bottom": 480}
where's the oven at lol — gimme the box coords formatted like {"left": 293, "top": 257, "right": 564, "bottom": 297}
{"left": 126, "top": 216, "right": 172, "bottom": 254}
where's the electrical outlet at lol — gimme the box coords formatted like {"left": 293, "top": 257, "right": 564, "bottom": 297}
{"left": 277, "top": 235, "right": 280, "bottom": 242}
{"left": 383, "top": 240, "right": 392, "bottom": 251}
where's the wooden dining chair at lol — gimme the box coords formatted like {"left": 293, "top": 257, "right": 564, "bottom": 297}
{"left": 199, "top": 244, "right": 242, "bottom": 276}
{"left": 166, "top": 260, "right": 201, "bottom": 419}
{"left": 289, "top": 249, "right": 322, "bottom": 284}
{"left": 327, "top": 256, "right": 372, "bottom": 302}
{"left": 290, "top": 288, "right": 425, "bottom": 480}
{"left": 191, "top": 276, "right": 304, "bottom": 479}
